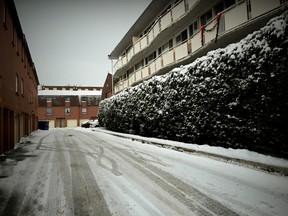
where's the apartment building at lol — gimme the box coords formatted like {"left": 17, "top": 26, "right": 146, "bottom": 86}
{"left": 0, "top": 0, "right": 39, "bottom": 154}
{"left": 38, "top": 85, "right": 102, "bottom": 128}
{"left": 109, "top": 0, "right": 288, "bottom": 93}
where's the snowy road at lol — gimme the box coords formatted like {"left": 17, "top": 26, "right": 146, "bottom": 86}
{"left": 0, "top": 128, "right": 288, "bottom": 216}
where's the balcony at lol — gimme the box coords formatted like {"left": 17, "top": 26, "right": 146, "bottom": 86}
{"left": 114, "top": 0, "right": 284, "bottom": 93}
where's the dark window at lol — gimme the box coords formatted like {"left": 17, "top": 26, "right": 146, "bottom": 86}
{"left": 200, "top": 10, "right": 212, "bottom": 26}
{"left": 145, "top": 51, "right": 156, "bottom": 65}
{"left": 215, "top": 1, "right": 225, "bottom": 14}
{"left": 189, "top": 21, "right": 198, "bottom": 37}
{"left": 224, "top": 0, "right": 236, "bottom": 8}
{"left": 169, "top": 39, "right": 173, "bottom": 48}
{"left": 176, "top": 29, "right": 188, "bottom": 45}
{"left": 135, "top": 60, "right": 143, "bottom": 70}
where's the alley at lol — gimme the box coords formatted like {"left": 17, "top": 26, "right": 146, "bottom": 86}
{"left": 0, "top": 128, "right": 288, "bottom": 216}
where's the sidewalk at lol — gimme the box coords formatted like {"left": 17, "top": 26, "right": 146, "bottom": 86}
{"left": 88, "top": 127, "right": 288, "bottom": 176}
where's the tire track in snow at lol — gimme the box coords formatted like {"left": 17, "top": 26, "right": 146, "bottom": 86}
{"left": 75, "top": 130, "right": 239, "bottom": 215}
{"left": 65, "top": 131, "right": 111, "bottom": 216}
{"left": 1, "top": 134, "right": 52, "bottom": 215}
{"left": 45, "top": 130, "right": 74, "bottom": 215}
{"left": 72, "top": 130, "right": 122, "bottom": 177}
{"left": 113, "top": 146, "right": 239, "bottom": 216}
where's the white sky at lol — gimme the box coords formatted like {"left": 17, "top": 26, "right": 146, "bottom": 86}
{"left": 14, "top": 0, "right": 152, "bottom": 87}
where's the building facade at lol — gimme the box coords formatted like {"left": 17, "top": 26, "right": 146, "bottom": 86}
{"left": 38, "top": 85, "right": 102, "bottom": 128}
{"left": 109, "top": 0, "right": 288, "bottom": 93}
{"left": 0, "top": 0, "right": 39, "bottom": 154}
{"left": 101, "top": 73, "right": 119, "bottom": 100}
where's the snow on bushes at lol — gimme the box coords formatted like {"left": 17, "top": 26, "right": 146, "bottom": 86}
{"left": 99, "top": 12, "right": 288, "bottom": 158}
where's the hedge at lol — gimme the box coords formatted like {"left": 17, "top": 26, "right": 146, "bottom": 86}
{"left": 99, "top": 12, "right": 288, "bottom": 158}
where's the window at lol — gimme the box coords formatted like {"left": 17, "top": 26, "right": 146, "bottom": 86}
{"left": 224, "top": 0, "right": 235, "bottom": 8}
{"left": 189, "top": 21, "right": 198, "bottom": 37}
{"left": 145, "top": 51, "right": 156, "bottom": 65}
{"left": 215, "top": 2, "right": 225, "bottom": 14}
{"left": 158, "top": 40, "right": 171, "bottom": 55}
{"left": 176, "top": 29, "right": 188, "bottom": 45}
{"left": 46, "top": 108, "right": 52, "bottom": 115}
{"left": 200, "top": 10, "right": 212, "bottom": 26}
{"left": 135, "top": 60, "right": 143, "bottom": 71}
{"left": 3, "top": 1, "right": 7, "bottom": 29}
{"left": 21, "top": 78, "right": 24, "bottom": 96}
{"left": 82, "top": 108, "right": 87, "bottom": 114}
{"left": 65, "top": 108, "right": 70, "bottom": 115}
{"left": 16, "top": 74, "right": 19, "bottom": 94}
{"left": 246, "top": 0, "right": 252, "bottom": 20}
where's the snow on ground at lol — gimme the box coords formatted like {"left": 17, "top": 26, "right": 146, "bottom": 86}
{"left": 0, "top": 128, "right": 288, "bottom": 216}
{"left": 90, "top": 127, "right": 288, "bottom": 169}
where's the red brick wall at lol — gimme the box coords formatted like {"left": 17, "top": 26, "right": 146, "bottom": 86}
{"left": 0, "top": 0, "right": 39, "bottom": 154}
{"left": 38, "top": 95, "right": 100, "bottom": 127}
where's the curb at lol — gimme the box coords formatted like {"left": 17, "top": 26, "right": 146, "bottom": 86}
{"left": 94, "top": 129, "right": 288, "bottom": 176}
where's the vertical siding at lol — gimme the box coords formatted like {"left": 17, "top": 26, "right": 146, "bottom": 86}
{"left": 251, "top": 0, "right": 279, "bottom": 18}
{"left": 187, "top": 0, "right": 197, "bottom": 10}
{"left": 161, "top": 11, "right": 172, "bottom": 30}
{"left": 224, "top": 2, "right": 247, "bottom": 31}
{"left": 163, "top": 50, "right": 174, "bottom": 66}
{"left": 135, "top": 70, "right": 142, "bottom": 81}
{"left": 172, "top": 1, "right": 185, "bottom": 21}
{"left": 175, "top": 42, "right": 188, "bottom": 61}
{"left": 140, "top": 35, "right": 148, "bottom": 49}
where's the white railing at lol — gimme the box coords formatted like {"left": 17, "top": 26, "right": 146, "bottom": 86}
{"left": 114, "top": 0, "right": 282, "bottom": 93}
{"left": 113, "top": 0, "right": 186, "bottom": 73}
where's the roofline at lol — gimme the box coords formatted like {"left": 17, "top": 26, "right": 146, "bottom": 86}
{"left": 41, "top": 85, "right": 103, "bottom": 89}
{"left": 108, "top": 0, "right": 173, "bottom": 59}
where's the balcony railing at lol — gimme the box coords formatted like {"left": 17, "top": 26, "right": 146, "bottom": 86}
{"left": 114, "top": 0, "right": 186, "bottom": 74}
{"left": 114, "top": 0, "right": 282, "bottom": 93}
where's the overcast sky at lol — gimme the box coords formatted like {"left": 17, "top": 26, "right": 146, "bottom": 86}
{"left": 14, "top": 0, "right": 151, "bottom": 87}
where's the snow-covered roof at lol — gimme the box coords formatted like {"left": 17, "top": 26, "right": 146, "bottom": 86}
{"left": 38, "top": 89, "right": 102, "bottom": 96}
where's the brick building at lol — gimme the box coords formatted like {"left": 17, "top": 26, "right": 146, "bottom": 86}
{"left": 38, "top": 85, "right": 102, "bottom": 128}
{"left": 101, "top": 73, "right": 119, "bottom": 100}
{"left": 0, "top": 0, "right": 39, "bottom": 154}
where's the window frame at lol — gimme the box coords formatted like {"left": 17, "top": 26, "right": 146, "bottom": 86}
{"left": 15, "top": 73, "right": 19, "bottom": 94}
{"left": 46, "top": 108, "right": 52, "bottom": 115}
{"left": 82, "top": 107, "right": 87, "bottom": 114}
{"left": 65, "top": 108, "right": 71, "bottom": 115}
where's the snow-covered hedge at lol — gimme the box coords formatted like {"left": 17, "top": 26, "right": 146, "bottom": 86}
{"left": 99, "top": 12, "right": 288, "bottom": 158}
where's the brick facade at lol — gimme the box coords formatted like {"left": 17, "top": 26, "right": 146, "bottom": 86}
{"left": 0, "top": 0, "right": 39, "bottom": 154}
{"left": 38, "top": 86, "right": 102, "bottom": 128}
